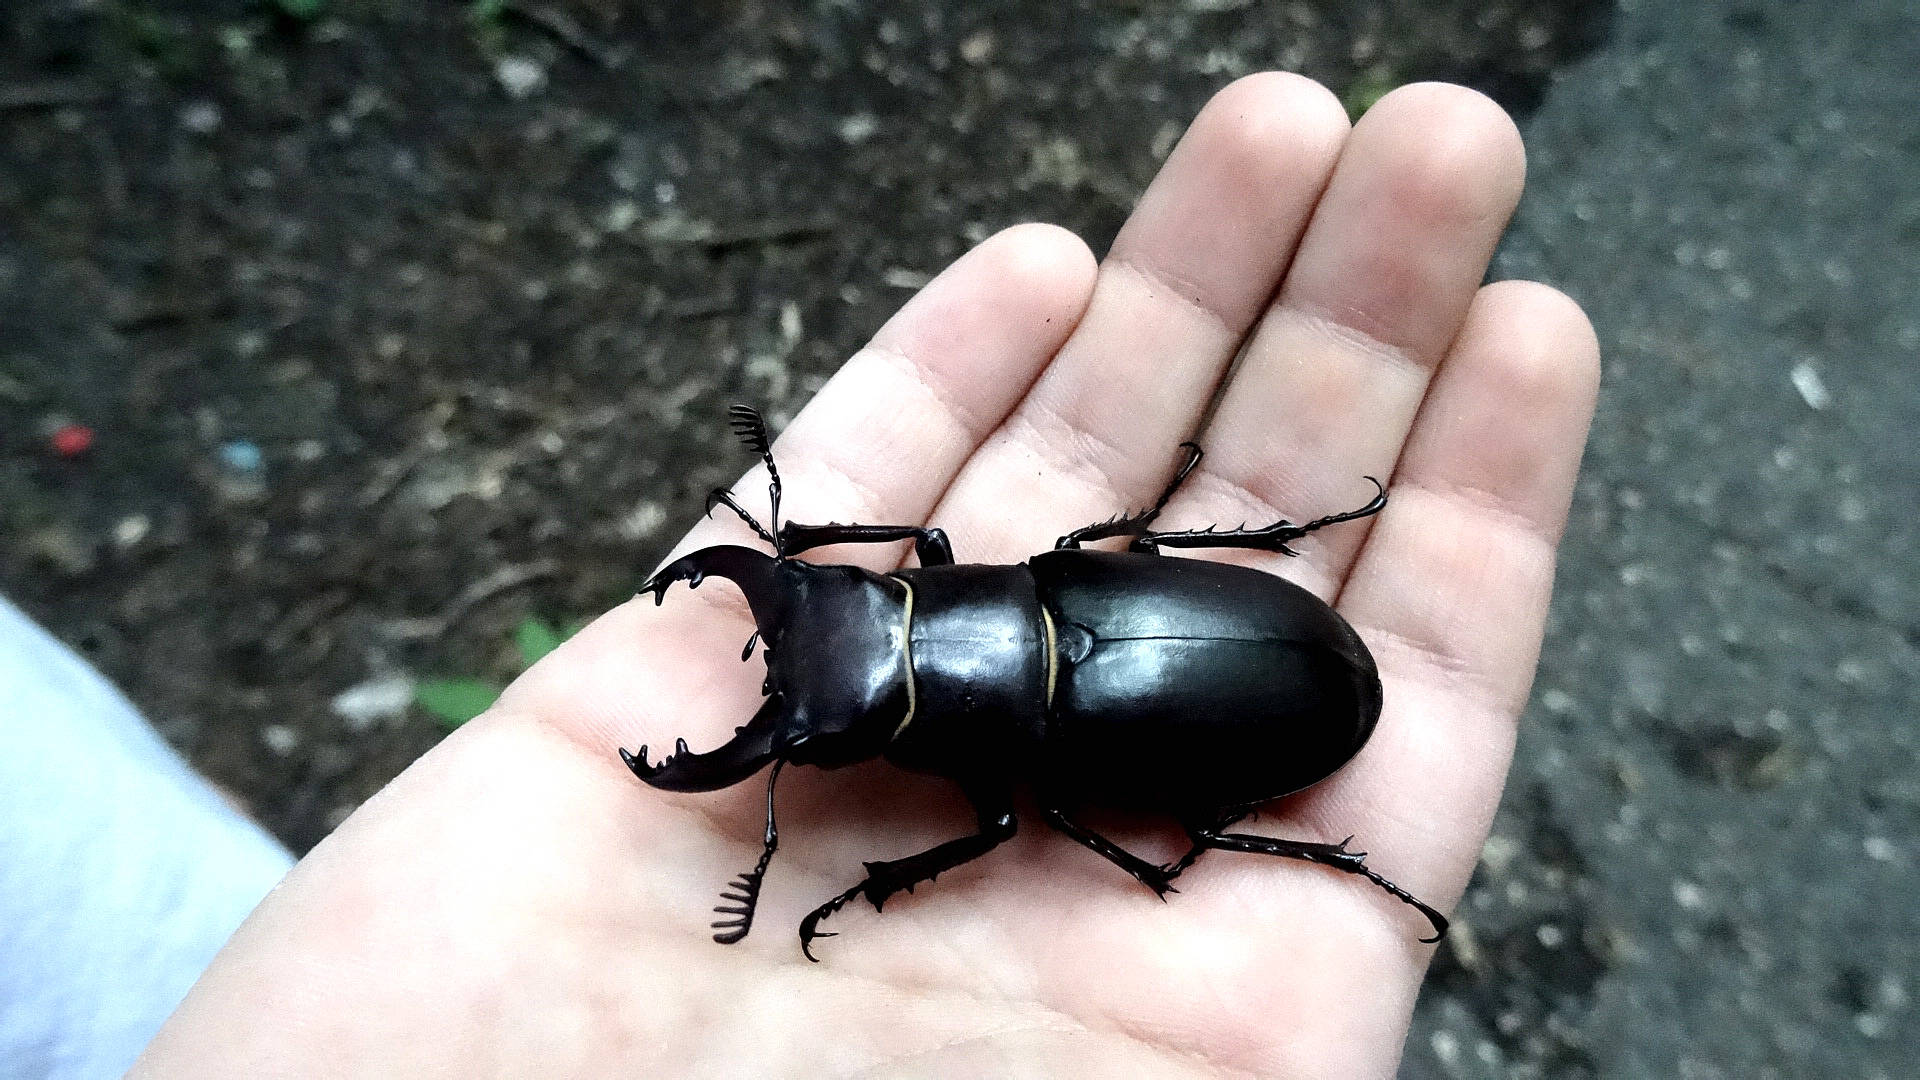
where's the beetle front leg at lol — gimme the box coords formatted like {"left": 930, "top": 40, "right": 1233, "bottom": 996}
{"left": 777, "top": 522, "right": 955, "bottom": 567}
{"left": 1037, "top": 805, "right": 1177, "bottom": 897}
{"left": 798, "top": 785, "right": 1015, "bottom": 960}
{"left": 1183, "top": 823, "right": 1449, "bottom": 943}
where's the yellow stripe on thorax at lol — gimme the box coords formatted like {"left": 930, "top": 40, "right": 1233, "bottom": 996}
{"left": 888, "top": 577, "right": 917, "bottom": 740}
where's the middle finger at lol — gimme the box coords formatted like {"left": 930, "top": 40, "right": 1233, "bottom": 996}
{"left": 1164, "top": 84, "right": 1526, "bottom": 598}
{"left": 929, "top": 73, "right": 1351, "bottom": 560}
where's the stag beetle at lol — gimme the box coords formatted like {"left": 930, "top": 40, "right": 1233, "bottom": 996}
{"left": 621, "top": 406, "right": 1446, "bottom": 959}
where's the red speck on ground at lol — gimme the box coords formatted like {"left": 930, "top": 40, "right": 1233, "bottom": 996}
{"left": 51, "top": 424, "right": 95, "bottom": 458}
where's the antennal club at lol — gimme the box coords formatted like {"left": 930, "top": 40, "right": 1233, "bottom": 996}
{"left": 727, "top": 405, "right": 784, "bottom": 554}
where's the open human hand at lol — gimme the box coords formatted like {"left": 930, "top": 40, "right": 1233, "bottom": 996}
{"left": 137, "top": 75, "right": 1597, "bottom": 1077}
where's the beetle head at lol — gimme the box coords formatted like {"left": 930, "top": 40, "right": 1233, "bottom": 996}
{"left": 624, "top": 546, "right": 911, "bottom": 791}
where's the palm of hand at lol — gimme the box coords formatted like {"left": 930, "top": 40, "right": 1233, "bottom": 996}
{"left": 139, "top": 76, "right": 1596, "bottom": 1078}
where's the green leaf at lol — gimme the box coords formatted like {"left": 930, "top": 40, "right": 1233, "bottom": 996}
{"left": 275, "top": 0, "right": 325, "bottom": 20}
{"left": 468, "top": 0, "right": 507, "bottom": 27}
{"left": 514, "top": 617, "right": 566, "bottom": 669}
{"left": 415, "top": 678, "right": 501, "bottom": 728}
{"left": 1342, "top": 68, "right": 1398, "bottom": 122}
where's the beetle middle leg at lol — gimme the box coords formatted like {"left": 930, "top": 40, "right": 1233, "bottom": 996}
{"left": 1172, "top": 814, "right": 1449, "bottom": 943}
{"left": 1055, "top": 442, "right": 1203, "bottom": 550}
{"left": 1037, "top": 804, "right": 1177, "bottom": 897}
{"left": 798, "top": 783, "right": 1015, "bottom": 960}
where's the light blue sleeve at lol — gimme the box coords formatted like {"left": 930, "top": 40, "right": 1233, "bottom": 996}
{"left": 0, "top": 597, "right": 294, "bottom": 1080}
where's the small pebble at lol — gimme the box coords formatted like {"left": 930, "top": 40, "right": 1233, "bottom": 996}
{"left": 113, "top": 514, "right": 151, "bottom": 548}
{"left": 495, "top": 57, "right": 547, "bottom": 100}
{"left": 330, "top": 672, "right": 417, "bottom": 731}
{"left": 179, "top": 101, "right": 222, "bottom": 135}
{"left": 261, "top": 724, "right": 299, "bottom": 755}
{"left": 219, "top": 439, "right": 264, "bottom": 472}
{"left": 838, "top": 113, "right": 878, "bottom": 144}
{"left": 1790, "top": 361, "right": 1831, "bottom": 409}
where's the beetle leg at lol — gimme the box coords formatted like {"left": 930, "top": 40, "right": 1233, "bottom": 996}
{"left": 1131, "top": 477, "right": 1387, "bottom": 555}
{"left": 1185, "top": 825, "right": 1449, "bottom": 943}
{"left": 1055, "top": 442, "right": 1203, "bottom": 550}
{"left": 777, "top": 522, "right": 955, "bottom": 567}
{"left": 1159, "top": 808, "right": 1253, "bottom": 880}
{"left": 710, "top": 761, "right": 784, "bottom": 944}
{"left": 1037, "top": 806, "right": 1177, "bottom": 897}
{"left": 797, "top": 785, "right": 1016, "bottom": 961}
{"left": 705, "top": 488, "right": 780, "bottom": 549}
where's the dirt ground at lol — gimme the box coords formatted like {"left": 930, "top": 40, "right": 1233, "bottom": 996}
{"left": 1, "top": 0, "right": 1608, "bottom": 850}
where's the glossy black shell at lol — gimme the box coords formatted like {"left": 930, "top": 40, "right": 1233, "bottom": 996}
{"left": 1029, "top": 549, "right": 1380, "bottom": 811}
{"left": 885, "top": 549, "right": 1380, "bottom": 812}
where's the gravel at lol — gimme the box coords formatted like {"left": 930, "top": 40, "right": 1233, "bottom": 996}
{"left": 1405, "top": 1, "right": 1920, "bottom": 1074}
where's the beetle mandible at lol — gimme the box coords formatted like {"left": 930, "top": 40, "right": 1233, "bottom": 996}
{"left": 621, "top": 405, "right": 1447, "bottom": 959}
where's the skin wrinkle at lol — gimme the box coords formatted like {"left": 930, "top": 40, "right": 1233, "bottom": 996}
{"left": 800, "top": 455, "right": 907, "bottom": 541}
{"left": 1264, "top": 301, "right": 1430, "bottom": 377}
{"left": 834, "top": 904, "right": 1273, "bottom": 1080}
{"left": 1407, "top": 472, "right": 1571, "bottom": 551}
{"left": 1089, "top": 1018, "right": 1266, "bottom": 1080}
{"left": 1361, "top": 606, "right": 1542, "bottom": 742}
{"left": 860, "top": 343, "right": 1002, "bottom": 450}
{"left": 1106, "top": 255, "right": 1241, "bottom": 340}
{"left": 821, "top": 971, "right": 1106, "bottom": 1077}
{"left": 1002, "top": 406, "right": 1159, "bottom": 528}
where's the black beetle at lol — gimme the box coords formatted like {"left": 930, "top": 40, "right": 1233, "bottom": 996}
{"left": 622, "top": 406, "right": 1446, "bottom": 959}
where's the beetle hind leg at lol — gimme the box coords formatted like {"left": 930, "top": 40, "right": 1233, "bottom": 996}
{"left": 1181, "top": 822, "right": 1448, "bottom": 943}
{"left": 1038, "top": 805, "right": 1177, "bottom": 897}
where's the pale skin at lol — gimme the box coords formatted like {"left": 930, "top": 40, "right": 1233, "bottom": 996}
{"left": 136, "top": 75, "right": 1598, "bottom": 1077}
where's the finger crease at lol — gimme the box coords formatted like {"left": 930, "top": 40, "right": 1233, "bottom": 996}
{"left": 1007, "top": 405, "right": 1148, "bottom": 511}
{"left": 862, "top": 343, "right": 1000, "bottom": 444}
{"left": 1108, "top": 255, "right": 1237, "bottom": 338}
{"left": 1399, "top": 474, "right": 1564, "bottom": 550}
{"left": 805, "top": 453, "right": 898, "bottom": 528}
{"left": 1269, "top": 301, "right": 1429, "bottom": 378}
{"left": 1361, "top": 621, "right": 1521, "bottom": 718}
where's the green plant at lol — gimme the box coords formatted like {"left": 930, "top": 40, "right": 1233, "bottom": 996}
{"left": 104, "top": 2, "right": 197, "bottom": 78}
{"left": 415, "top": 614, "right": 576, "bottom": 728}
{"left": 467, "top": 0, "right": 509, "bottom": 54}
{"left": 273, "top": 0, "right": 325, "bottom": 20}
{"left": 1342, "top": 66, "right": 1399, "bottom": 122}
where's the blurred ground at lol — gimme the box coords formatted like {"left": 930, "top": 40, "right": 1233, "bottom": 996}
{"left": 0, "top": 0, "right": 1605, "bottom": 850}
{"left": 1407, "top": 2, "right": 1919, "bottom": 1075}
{"left": 6, "top": 1, "right": 1912, "bottom": 1076}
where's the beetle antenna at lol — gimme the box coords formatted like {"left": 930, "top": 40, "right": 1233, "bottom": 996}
{"left": 728, "top": 405, "right": 784, "bottom": 556}
{"left": 710, "top": 759, "right": 783, "bottom": 944}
